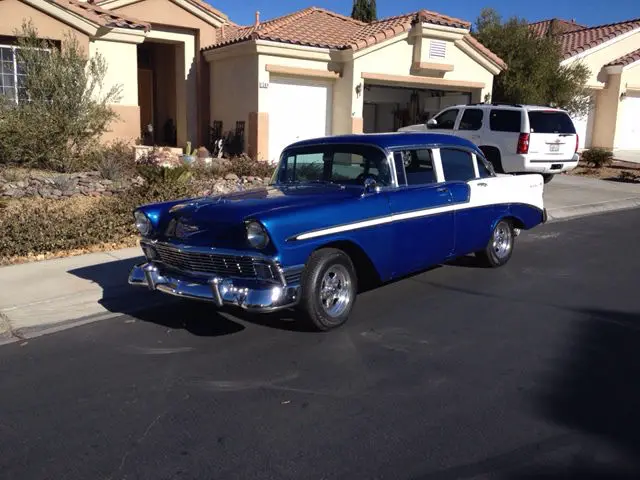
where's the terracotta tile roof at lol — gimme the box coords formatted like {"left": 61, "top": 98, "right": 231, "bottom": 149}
{"left": 558, "top": 18, "right": 640, "bottom": 59}
{"left": 180, "top": 0, "right": 230, "bottom": 22}
{"left": 205, "top": 7, "right": 472, "bottom": 52}
{"left": 96, "top": 0, "right": 233, "bottom": 24}
{"left": 465, "top": 35, "right": 507, "bottom": 69}
{"left": 528, "top": 18, "right": 585, "bottom": 37}
{"left": 605, "top": 47, "right": 640, "bottom": 67}
{"left": 51, "top": 0, "right": 150, "bottom": 30}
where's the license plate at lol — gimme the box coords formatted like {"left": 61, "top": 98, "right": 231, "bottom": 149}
{"left": 549, "top": 144, "right": 560, "bottom": 152}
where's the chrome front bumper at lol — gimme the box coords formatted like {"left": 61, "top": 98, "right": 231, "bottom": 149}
{"left": 128, "top": 262, "right": 301, "bottom": 313}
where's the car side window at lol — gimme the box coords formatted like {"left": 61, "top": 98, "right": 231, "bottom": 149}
{"left": 476, "top": 155, "right": 493, "bottom": 178}
{"left": 489, "top": 109, "right": 522, "bottom": 132}
{"left": 440, "top": 148, "right": 476, "bottom": 182}
{"left": 432, "top": 109, "right": 459, "bottom": 130}
{"left": 395, "top": 149, "right": 437, "bottom": 186}
{"left": 458, "top": 109, "right": 483, "bottom": 131}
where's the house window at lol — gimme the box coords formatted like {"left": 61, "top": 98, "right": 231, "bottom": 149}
{"left": 0, "top": 45, "right": 25, "bottom": 103}
{"left": 0, "top": 44, "right": 49, "bottom": 104}
{"left": 429, "top": 40, "right": 447, "bottom": 59}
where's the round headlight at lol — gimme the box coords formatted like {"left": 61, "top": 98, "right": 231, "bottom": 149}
{"left": 246, "top": 221, "right": 269, "bottom": 249}
{"left": 134, "top": 211, "right": 151, "bottom": 236}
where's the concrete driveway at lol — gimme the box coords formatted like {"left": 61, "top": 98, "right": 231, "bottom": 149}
{"left": 614, "top": 149, "right": 640, "bottom": 164}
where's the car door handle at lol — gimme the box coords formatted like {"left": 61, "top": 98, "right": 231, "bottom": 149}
{"left": 477, "top": 182, "right": 488, "bottom": 187}
{"left": 437, "top": 187, "right": 448, "bottom": 193}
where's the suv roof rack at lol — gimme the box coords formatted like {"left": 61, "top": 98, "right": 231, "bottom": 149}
{"left": 466, "top": 102, "right": 523, "bottom": 108}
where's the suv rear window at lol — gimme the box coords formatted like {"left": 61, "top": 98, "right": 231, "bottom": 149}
{"left": 528, "top": 111, "right": 576, "bottom": 134}
{"left": 489, "top": 110, "right": 522, "bottom": 132}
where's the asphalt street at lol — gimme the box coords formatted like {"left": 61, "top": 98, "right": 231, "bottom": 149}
{"left": 1, "top": 210, "right": 640, "bottom": 480}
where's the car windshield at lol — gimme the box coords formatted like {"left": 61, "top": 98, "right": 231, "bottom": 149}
{"left": 272, "top": 144, "right": 392, "bottom": 187}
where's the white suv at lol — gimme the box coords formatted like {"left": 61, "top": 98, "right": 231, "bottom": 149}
{"left": 398, "top": 103, "right": 580, "bottom": 183}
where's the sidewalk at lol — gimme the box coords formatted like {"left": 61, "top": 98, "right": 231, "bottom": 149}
{"left": 545, "top": 174, "right": 640, "bottom": 221}
{"left": 1, "top": 174, "right": 639, "bottom": 342}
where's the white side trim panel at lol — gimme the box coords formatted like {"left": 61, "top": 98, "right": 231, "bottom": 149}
{"left": 294, "top": 174, "right": 545, "bottom": 241}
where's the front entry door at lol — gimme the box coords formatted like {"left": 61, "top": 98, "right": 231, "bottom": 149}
{"left": 138, "top": 68, "right": 154, "bottom": 141}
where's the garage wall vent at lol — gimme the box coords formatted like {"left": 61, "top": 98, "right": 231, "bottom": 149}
{"left": 429, "top": 40, "right": 447, "bottom": 59}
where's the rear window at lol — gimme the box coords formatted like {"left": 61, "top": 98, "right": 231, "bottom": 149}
{"left": 489, "top": 110, "right": 522, "bottom": 132}
{"left": 528, "top": 111, "right": 576, "bottom": 134}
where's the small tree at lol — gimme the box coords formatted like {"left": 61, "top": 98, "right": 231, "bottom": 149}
{"left": 0, "top": 21, "right": 122, "bottom": 172}
{"left": 473, "top": 8, "right": 590, "bottom": 117}
{"left": 351, "top": 0, "right": 377, "bottom": 23}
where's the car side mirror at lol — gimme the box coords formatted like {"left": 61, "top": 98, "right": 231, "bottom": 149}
{"left": 363, "top": 177, "right": 380, "bottom": 195}
{"left": 426, "top": 118, "right": 438, "bottom": 129}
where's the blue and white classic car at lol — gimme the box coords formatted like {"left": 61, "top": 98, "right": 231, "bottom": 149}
{"left": 129, "top": 133, "right": 547, "bottom": 330}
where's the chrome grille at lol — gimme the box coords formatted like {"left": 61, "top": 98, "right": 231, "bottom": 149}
{"left": 153, "top": 243, "right": 276, "bottom": 280}
{"left": 284, "top": 269, "right": 303, "bottom": 285}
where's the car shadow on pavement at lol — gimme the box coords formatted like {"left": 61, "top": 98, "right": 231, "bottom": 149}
{"left": 68, "top": 257, "right": 316, "bottom": 336}
{"left": 410, "top": 308, "right": 640, "bottom": 480}
{"left": 528, "top": 307, "right": 640, "bottom": 477}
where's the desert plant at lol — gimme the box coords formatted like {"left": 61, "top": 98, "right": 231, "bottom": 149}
{"left": 83, "top": 140, "right": 135, "bottom": 181}
{"left": 0, "top": 21, "right": 122, "bottom": 172}
{"left": 226, "top": 154, "right": 277, "bottom": 178}
{"left": 135, "top": 164, "right": 195, "bottom": 201}
{"left": 581, "top": 147, "right": 614, "bottom": 168}
{"left": 52, "top": 175, "right": 76, "bottom": 192}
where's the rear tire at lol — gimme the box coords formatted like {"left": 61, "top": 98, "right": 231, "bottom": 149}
{"left": 298, "top": 248, "right": 358, "bottom": 331}
{"left": 475, "top": 219, "right": 514, "bottom": 268}
{"left": 542, "top": 174, "right": 554, "bottom": 184}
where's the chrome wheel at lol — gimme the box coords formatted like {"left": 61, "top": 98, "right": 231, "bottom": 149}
{"left": 492, "top": 221, "right": 513, "bottom": 260}
{"left": 319, "top": 264, "right": 352, "bottom": 318}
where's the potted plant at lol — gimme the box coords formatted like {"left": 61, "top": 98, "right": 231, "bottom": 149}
{"left": 181, "top": 141, "right": 196, "bottom": 165}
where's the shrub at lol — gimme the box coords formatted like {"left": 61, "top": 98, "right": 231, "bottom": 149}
{"left": 0, "top": 195, "right": 135, "bottom": 259}
{"left": 618, "top": 171, "right": 639, "bottom": 183}
{"left": 83, "top": 140, "right": 136, "bottom": 181}
{"left": 0, "top": 21, "right": 121, "bottom": 172}
{"left": 224, "top": 154, "right": 276, "bottom": 178}
{"left": 135, "top": 164, "right": 195, "bottom": 201}
{"left": 581, "top": 148, "right": 614, "bottom": 169}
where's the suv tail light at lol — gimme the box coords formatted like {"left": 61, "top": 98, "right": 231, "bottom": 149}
{"left": 575, "top": 134, "right": 579, "bottom": 153}
{"left": 517, "top": 133, "right": 530, "bottom": 154}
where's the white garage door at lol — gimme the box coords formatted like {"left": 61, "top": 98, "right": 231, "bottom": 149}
{"left": 615, "top": 92, "right": 640, "bottom": 150}
{"left": 268, "top": 77, "right": 332, "bottom": 162}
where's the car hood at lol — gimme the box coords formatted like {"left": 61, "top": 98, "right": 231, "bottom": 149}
{"left": 152, "top": 184, "right": 362, "bottom": 248}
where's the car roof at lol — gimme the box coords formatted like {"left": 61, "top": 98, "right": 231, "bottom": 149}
{"left": 287, "top": 132, "right": 482, "bottom": 153}
{"left": 446, "top": 103, "right": 567, "bottom": 113}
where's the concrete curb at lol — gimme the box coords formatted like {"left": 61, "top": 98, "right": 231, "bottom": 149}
{"left": 2, "top": 294, "right": 177, "bottom": 343}
{"left": 547, "top": 196, "right": 640, "bottom": 222}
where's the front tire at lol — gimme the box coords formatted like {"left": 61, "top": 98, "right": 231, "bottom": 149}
{"left": 476, "top": 219, "right": 515, "bottom": 268}
{"left": 299, "top": 248, "right": 358, "bottom": 331}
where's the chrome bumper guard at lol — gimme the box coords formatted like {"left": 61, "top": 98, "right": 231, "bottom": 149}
{"left": 128, "top": 262, "right": 301, "bottom": 313}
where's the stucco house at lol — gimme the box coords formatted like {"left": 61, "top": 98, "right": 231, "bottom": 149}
{"left": 530, "top": 17, "right": 640, "bottom": 152}
{"left": 3, "top": 0, "right": 506, "bottom": 162}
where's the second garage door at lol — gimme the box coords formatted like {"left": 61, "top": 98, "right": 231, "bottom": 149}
{"left": 615, "top": 92, "right": 640, "bottom": 150}
{"left": 268, "top": 77, "right": 332, "bottom": 162}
